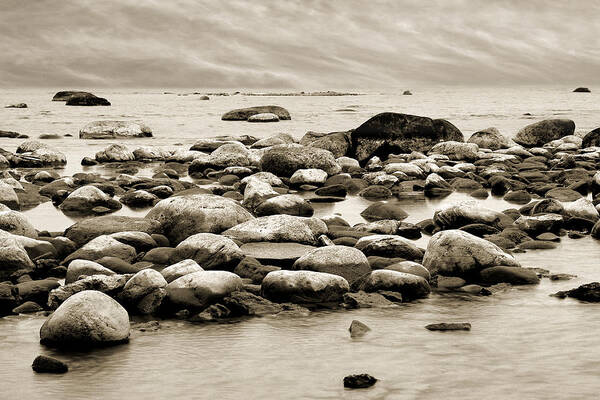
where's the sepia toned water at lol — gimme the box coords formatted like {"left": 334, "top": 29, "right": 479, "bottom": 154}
{"left": 1, "top": 87, "right": 600, "bottom": 399}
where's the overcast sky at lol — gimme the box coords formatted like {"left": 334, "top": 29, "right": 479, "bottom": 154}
{"left": 1, "top": 0, "right": 599, "bottom": 89}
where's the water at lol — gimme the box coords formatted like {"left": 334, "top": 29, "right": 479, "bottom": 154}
{"left": 1, "top": 87, "right": 600, "bottom": 399}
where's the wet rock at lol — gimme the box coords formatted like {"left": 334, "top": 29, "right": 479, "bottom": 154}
{"left": 459, "top": 223, "right": 500, "bottom": 237}
{"left": 514, "top": 119, "right": 575, "bottom": 147}
{"left": 166, "top": 271, "right": 243, "bottom": 309}
{"left": 358, "top": 185, "right": 392, "bottom": 199}
{"left": 95, "top": 144, "right": 135, "bottom": 162}
{"left": 222, "top": 106, "right": 290, "bottom": 121}
{"left": 385, "top": 261, "right": 430, "bottom": 280}
{"left": 423, "top": 173, "right": 453, "bottom": 197}
{"left": 0, "top": 130, "right": 21, "bottom": 138}
{"left": 161, "top": 259, "right": 203, "bottom": 283}
{"left": 119, "top": 190, "right": 158, "bottom": 208}
{"left": 47, "top": 274, "right": 130, "bottom": 309}
{"left": 65, "top": 259, "right": 116, "bottom": 284}
{"left": 290, "top": 168, "right": 328, "bottom": 186}
{"left": 0, "top": 232, "right": 35, "bottom": 281}
{"left": 221, "top": 290, "right": 290, "bottom": 316}
{"left": 429, "top": 141, "right": 479, "bottom": 161}
{"left": 545, "top": 187, "right": 582, "bottom": 202}
{"left": 233, "top": 257, "right": 279, "bottom": 284}
{"left": 582, "top": 127, "right": 600, "bottom": 148}
{"left": 119, "top": 269, "right": 167, "bottom": 314}
{"left": 514, "top": 214, "right": 563, "bottom": 236}
{"left": 349, "top": 320, "right": 371, "bottom": 338}
{"left": 242, "top": 176, "right": 278, "bottom": 210}
{"left": 0, "top": 283, "right": 18, "bottom": 316}
{"left": 357, "top": 269, "right": 430, "bottom": 300}
{"left": 343, "top": 291, "right": 397, "bottom": 308}
{"left": 425, "top": 322, "right": 471, "bottom": 331}
{"left": 170, "top": 233, "right": 243, "bottom": 271}
{"left": 5, "top": 103, "right": 27, "bottom": 108}
{"left": 422, "top": 230, "right": 520, "bottom": 278}
{"left": 260, "top": 144, "right": 341, "bottom": 177}
{"left": 479, "top": 266, "right": 540, "bottom": 285}
{"left": 223, "top": 215, "right": 327, "bottom": 245}
{"left": 503, "top": 190, "right": 532, "bottom": 205}
{"left": 0, "top": 182, "right": 19, "bottom": 210}
{"left": 261, "top": 270, "right": 349, "bottom": 303}
{"left": 553, "top": 282, "right": 600, "bottom": 302}
{"left": 573, "top": 87, "right": 591, "bottom": 93}
{"left": 52, "top": 90, "right": 93, "bottom": 101}
{"left": 292, "top": 245, "right": 371, "bottom": 285}
{"left": 32, "top": 355, "right": 68, "bottom": 374}
{"left": 65, "top": 216, "right": 161, "bottom": 246}
{"left": 65, "top": 93, "right": 110, "bottom": 106}
{"left": 79, "top": 121, "right": 152, "bottom": 139}
{"left": 16, "top": 279, "right": 60, "bottom": 305}
{"left": 436, "top": 276, "right": 466, "bottom": 290}
{"left": 300, "top": 130, "right": 352, "bottom": 158}
{"left": 433, "top": 201, "right": 513, "bottom": 231}
{"left": 343, "top": 374, "right": 377, "bottom": 389}
{"left": 468, "top": 127, "right": 514, "bottom": 150}
{"left": 239, "top": 242, "right": 316, "bottom": 268}
{"left": 255, "top": 194, "right": 314, "bottom": 217}
{"left": 146, "top": 194, "right": 253, "bottom": 245}
{"left": 13, "top": 301, "right": 43, "bottom": 314}
{"left": 355, "top": 235, "right": 423, "bottom": 261}
{"left": 63, "top": 235, "right": 137, "bottom": 264}
{"left": 518, "top": 240, "right": 558, "bottom": 250}
{"left": 0, "top": 208, "right": 37, "bottom": 237}
{"left": 351, "top": 112, "right": 463, "bottom": 162}
{"left": 59, "top": 185, "right": 121, "bottom": 214}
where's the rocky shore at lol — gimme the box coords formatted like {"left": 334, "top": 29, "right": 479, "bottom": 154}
{"left": 2, "top": 101, "right": 600, "bottom": 373}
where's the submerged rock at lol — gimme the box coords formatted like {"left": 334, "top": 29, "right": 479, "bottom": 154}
{"left": 425, "top": 322, "right": 471, "bottom": 331}
{"left": 349, "top": 320, "right": 371, "bottom": 338}
{"left": 553, "top": 282, "right": 600, "bottom": 302}
{"left": 40, "top": 290, "right": 130, "bottom": 348}
{"left": 65, "top": 93, "right": 111, "bottom": 106}
{"left": 358, "top": 269, "right": 430, "bottom": 300}
{"left": 32, "top": 355, "right": 68, "bottom": 374}
{"left": 221, "top": 105, "right": 290, "bottom": 121}
{"left": 79, "top": 121, "right": 152, "bottom": 139}
{"left": 343, "top": 374, "right": 377, "bottom": 389}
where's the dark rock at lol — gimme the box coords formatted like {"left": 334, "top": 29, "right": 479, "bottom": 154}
{"left": 573, "top": 87, "right": 591, "bottom": 93}
{"left": 65, "top": 93, "right": 110, "bottom": 106}
{"left": 343, "top": 291, "right": 397, "bottom": 308}
{"left": 513, "top": 119, "right": 575, "bottom": 147}
{"left": 259, "top": 144, "right": 340, "bottom": 177}
{"left": 64, "top": 216, "right": 162, "bottom": 246}
{"left": 13, "top": 301, "right": 43, "bottom": 314}
{"left": 349, "top": 320, "right": 371, "bottom": 338}
{"left": 222, "top": 106, "right": 290, "bottom": 121}
{"left": 582, "top": 127, "right": 600, "bottom": 148}
{"left": 32, "top": 355, "right": 68, "bottom": 373}
{"left": 425, "top": 322, "right": 471, "bottom": 331}
{"left": 360, "top": 201, "right": 408, "bottom": 221}
{"left": 479, "top": 266, "right": 540, "bottom": 285}
{"left": 553, "top": 282, "right": 600, "bottom": 302}
{"left": 343, "top": 374, "right": 377, "bottom": 389}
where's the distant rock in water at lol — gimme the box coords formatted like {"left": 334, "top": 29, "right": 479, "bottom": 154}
{"left": 221, "top": 105, "right": 290, "bottom": 121}
{"left": 80, "top": 121, "right": 152, "bottom": 139}
{"left": 247, "top": 113, "right": 279, "bottom": 122}
{"left": 199, "top": 95, "right": 210, "bottom": 100}
{"left": 351, "top": 112, "right": 464, "bottom": 162}
{"left": 343, "top": 374, "right": 377, "bottom": 389}
{"left": 65, "top": 93, "right": 111, "bottom": 106}
{"left": 513, "top": 119, "right": 575, "bottom": 147}
{"left": 0, "top": 130, "right": 22, "bottom": 138}
{"left": 5, "top": 103, "right": 27, "bottom": 108}
{"left": 573, "top": 87, "right": 591, "bottom": 93}
{"left": 32, "top": 355, "right": 68, "bottom": 374}
{"left": 425, "top": 322, "right": 471, "bottom": 331}
{"left": 402, "top": 90, "right": 412, "bottom": 95}
{"left": 52, "top": 91, "right": 90, "bottom": 101}
{"left": 553, "top": 282, "right": 600, "bottom": 302}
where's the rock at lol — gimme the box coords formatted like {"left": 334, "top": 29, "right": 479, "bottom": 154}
{"left": 429, "top": 141, "right": 479, "bottom": 161}
{"left": 170, "top": 233, "right": 243, "bottom": 271}
{"left": 545, "top": 187, "right": 582, "bottom": 202}
{"left": 553, "top": 282, "right": 600, "bottom": 302}
{"left": 355, "top": 235, "right": 423, "bottom": 261}
{"left": 95, "top": 144, "right": 135, "bottom": 162}
{"left": 385, "top": 261, "right": 431, "bottom": 280}
{"left": 65, "top": 93, "right": 111, "bottom": 106}
{"left": 40, "top": 290, "right": 129, "bottom": 347}
{"left": 65, "top": 259, "right": 115, "bottom": 284}
{"left": 479, "top": 266, "right": 540, "bottom": 285}
{"left": 573, "top": 87, "right": 591, "bottom": 93}
{"left": 514, "top": 119, "right": 575, "bottom": 147}
{"left": 425, "top": 322, "right": 471, "bottom": 331}
{"left": 119, "top": 190, "right": 158, "bottom": 208}
{"left": 233, "top": 257, "right": 279, "bottom": 284}
{"left": 261, "top": 270, "right": 349, "bottom": 303}
{"left": 11, "top": 144, "right": 67, "bottom": 167}
{"left": 360, "top": 202, "right": 408, "bottom": 221}
{"left": 239, "top": 242, "right": 316, "bottom": 267}
{"left": 255, "top": 194, "right": 314, "bottom": 217}
{"left": 343, "top": 291, "right": 397, "bottom": 308}
{"left": 5, "top": 103, "right": 27, "bottom": 108}
{"left": 13, "top": 301, "right": 43, "bottom": 314}
{"left": 582, "top": 127, "right": 600, "bottom": 148}
{"left": 0, "top": 182, "right": 19, "bottom": 210}
{"left": 0, "top": 209, "right": 37, "bottom": 237}
{"left": 65, "top": 216, "right": 161, "bottom": 246}
{"left": 205, "top": 142, "right": 255, "bottom": 168}
{"left": 133, "top": 147, "right": 172, "bottom": 161}
{"left": 166, "top": 271, "right": 243, "bottom": 309}
{"left": 292, "top": 245, "right": 370, "bottom": 285}
{"left": 31, "top": 355, "right": 68, "bottom": 374}
{"left": 349, "top": 320, "right": 371, "bottom": 338}
{"left": 0, "top": 283, "right": 18, "bottom": 316}
{"left": 221, "top": 106, "right": 290, "bottom": 121}
{"left": 467, "top": 127, "right": 514, "bottom": 150}
{"left": 52, "top": 90, "right": 92, "bottom": 101}
{"left": 433, "top": 201, "right": 513, "bottom": 230}
{"left": 343, "top": 374, "right": 377, "bottom": 389}
{"left": 422, "top": 230, "right": 520, "bottom": 278}
{"left": 242, "top": 177, "right": 279, "bottom": 210}
{"left": 247, "top": 113, "right": 279, "bottom": 122}
{"left": 514, "top": 214, "right": 563, "bottom": 236}
{"left": 221, "top": 290, "right": 292, "bottom": 316}
{"left": 351, "top": 112, "right": 463, "bottom": 162}
{"left": 161, "top": 259, "right": 203, "bottom": 283}
{"left": 290, "top": 168, "right": 328, "bottom": 186}
{"left": 436, "top": 276, "right": 466, "bottom": 290}
{"left": 260, "top": 144, "right": 341, "bottom": 177}
{"left": 15, "top": 279, "right": 60, "bottom": 305}
{"left": 403, "top": 90, "right": 412, "bottom": 95}
{"left": 63, "top": 235, "right": 137, "bottom": 264}
{"left": 300, "top": 130, "right": 352, "bottom": 158}
{"left": 47, "top": 274, "right": 130, "bottom": 309}
{"left": 79, "top": 121, "right": 152, "bottom": 139}
{"left": 0, "top": 130, "right": 21, "bottom": 138}
{"left": 358, "top": 269, "right": 430, "bottom": 300}
{"left": 0, "top": 231, "right": 35, "bottom": 281}
{"left": 503, "top": 190, "right": 532, "bottom": 205}
{"left": 223, "top": 215, "right": 327, "bottom": 245}
{"left": 119, "top": 269, "right": 167, "bottom": 313}
{"left": 59, "top": 185, "right": 121, "bottom": 214}
{"left": 146, "top": 194, "right": 253, "bottom": 245}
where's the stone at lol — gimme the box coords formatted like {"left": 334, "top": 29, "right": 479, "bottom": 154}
{"left": 242, "top": 177, "right": 279, "bottom": 210}
{"left": 233, "top": 257, "right": 280, "bottom": 284}
{"left": 259, "top": 144, "right": 341, "bottom": 177}
{"left": 222, "top": 106, "right": 291, "bottom": 121}
{"left": 0, "top": 209, "right": 37, "bottom": 237}
{"left": 223, "top": 215, "right": 327, "bottom": 245}
{"left": 355, "top": 235, "right": 423, "bottom": 261}
{"left": 79, "top": 121, "right": 152, "bottom": 139}
{"left": 357, "top": 269, "right": 430, "bottom": 300}
{"left": 429, "top": 141, "right": 479, "bottom": 161}
{"left": 65, "top": 216, "right": 161, "bottom": 246}
{"left": 161, "top": 259, "right": 203, "bottom": 283}
{"left": 170, "top": 233, "right": 244, "bottom": 271}
{"left": 514, "top": 214, "right": 563, "bottom": 236}
{"left": 221, "top": 290, "right": 290, "bottom": 316}
{"left": 32, "top": 355, "right": 68, "bottom": 374}
{"left": 52, "top": 90, "right": 99, "bottom": 101}
{"left": 514, "top": 119, "right": 575, "bottom": 147}
{"left": 65, "top": 259, "right": 115, "bottom": 284}
{"left": 0, "top": 182, "right": 19, "bottom": 210}
{"left": 349, "top": 320, "right": 371, "bottom": 338}
{"left": 425, "top": 322, "right": 471, "bottom": 331}
{"left": 289, "top": 169, "right": 328, "bottom": 186}
{"left": 166, "top": 271, "right": 243, "bottom": 309}
{"left": 59, "top": 185, "right": 121, "bottom": 214}
{"left": 385, "top": 261, "right": 430, "bottom": 280}
{"left": 422, "top": 230, "right": 520, "bottom": 278}
{"left": 351, "top": 112, "right": 463, "bottom": 162}
{"left": 247, "top": 112, "right": 279, "bottom": 122}
{"left": 360, "top": 202, "right": 408, "bottom": 221}
{"left": 239, "top": 242, "right": 316, "bottom": 267}
{"left": 0, "top": 231, "right": 35, "bottom": 281}
{"left": 39, "top": 290, "right": 130, "bottom": 348}
{"left": 255, "top": 194, "right": 314, "bottom": 217}
{"left": 146, "top": 194, "right": 253, "bottom": 245}
{"left": 261, "top": 270, "right": 349, "bottom": 303}
{"left": 300, "top": 130, "right": 351, "bottom": 158}
{"left": 95, "top": 144, "right": 135, "bottom": 162}
{"left": 13, "top": 301, "right": 43, "bottom": 314}
{"left": 573, "top": 87, "right": 591, "bottom": 93}
{"left": 343, "top": 374, "right": 377, "bottom": 389}
{"left": 292, "top": 245, "right": 371, "bottom": 285}
{"left": 47, "top": 274, "right": 130, "bottom": 309}
{"left": 479, "top": 266, "right": 540, "bottom": 285}
{"left": 433, "top": 201, "right": 513, "bottom": 230}
{"left": 553, "top": 282, "right": 600, "bottom": 302}
{"left": 63, "top": 235, "right": 137, "bottom": 264}
{"left": 343, "top": 291, "right": 398, "bottom": 308}
{"left": 582, "top": 127, "right": 600, "bottom": 148}
{"left": 467, "top": 127, "right": 514, "bottom": 150}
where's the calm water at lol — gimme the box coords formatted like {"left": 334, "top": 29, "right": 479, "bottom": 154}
{"left": 1, "top": 87, "right": 600, "bottom": 399}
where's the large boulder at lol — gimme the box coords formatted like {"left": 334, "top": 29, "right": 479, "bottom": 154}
{"left": 59, "top": 185, "right": 121, "bottom": 214}
{"left": 52, "top": 91, "right": 90, "bottom": 101}
{"left": 65, "top": 259, "right": 115, "bottom": 284}
{"left": 358, "top": 269, "right": 430, "bottom": 300}
{"left": 79, "top": 121, "right": 152, "bottom": 139}
{"left": 169, "top": 233, "right": 244, "bottom": 270}
{"left": 429, "top": 141, "right": 479, "bottom": 161}
{"left": 292, "top": 245, "right": 371, "bottom": 285}
{"left": 479, "top": 266, "right": 539, "bottom": 285}
{"left": 0, "top": 209, "right": 37, "bottom": 237}
{"left": 63, "top": 235, "right": 137, "bottom": 264}
{"left": 221, "top": 106, "right": 290, "bottom": 121}
{"left": 242, "top": 177, "right": 279, "bottom": 210}
{"left": 354, "top": 235, "right": 423, "bottom": 261}
{"left": 39, "top": 290, "right": 130, "bottom": 347}
{"left": 0, "top": 182, "right": 19, "bottom": 210}
{"left": 64, "top": 216, "right": 162, "bottom": 246}
{"left": 299, "top": 130, "right": 352, "bottom": 158}
{"left": 261, "top": 270, "right": 349, "bottom": 303}
{"left": 65, "top": 93, "right": 111, "bottom": 106}
{"left": 161, "top": 259, "right": 203, "bottom": 283}
{"left": 582, "top": 127, "right": 600, "bottom": 148}
{"left": 351, "top": 113, "right": 464, "bottom": 162}
{"left": 223, "top": 215, "right": 327, "bottom": 245}
{"left": 467, "top": 127, "right": 514, "bottom": 150}
{"left": 254, "top": 194, "right": 314, "bottom": 217}
{"left": 145, "top": 194, "right": 253, "bottom": 245}
{"left": 166, "top": 271, "right": 243, "bottom": 309}
{"left": 119, "top": 269, "right": 168, "bottom": 314}
{"left": 433, "top": 201, "right": 513, "bottom": 230}
{"left": 422, "top": 230, "right": 520, "bottom": 278}
{"left": 95, "top": 144, "right": 135, "bottom": 162}
{"left": 259, "top": 144, "right": 341, "bottom": 177}
{"left": 513, "top": 119, "right": 575, "bottom": 147}
{"left": 564, "top": 198, "right": 599, "bottom": 221}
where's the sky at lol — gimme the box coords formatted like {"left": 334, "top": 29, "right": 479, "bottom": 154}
{"left": 1, "top": 0, "right": 599, "bottom": 89}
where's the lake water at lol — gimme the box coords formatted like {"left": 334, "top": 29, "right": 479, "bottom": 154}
{"left": 1, "top": 87, "right": 599, "bottom": 399}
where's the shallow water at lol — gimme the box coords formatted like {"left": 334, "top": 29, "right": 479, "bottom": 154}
{"left": 1, "top": 87, "right": 600, "bottom": 399}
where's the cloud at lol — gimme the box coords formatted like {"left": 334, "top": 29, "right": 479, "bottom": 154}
{"left": 0, "top": 0, "right": 598, "bottom": 88}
